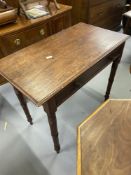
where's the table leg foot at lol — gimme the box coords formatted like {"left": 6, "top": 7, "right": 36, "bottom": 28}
{"left": 105, "top": 57, "right": 121, "bottom": 101}
{"left": 13, "top": 87, "right": 33, "bottom": 125}
{"left": 43, "top": 100, "right": 60, "bottom": 153}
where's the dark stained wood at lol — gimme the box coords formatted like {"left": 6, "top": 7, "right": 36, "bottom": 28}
{"left": 0, "top": 3, "right": 72, "bottom": 84}
{"left": 5, "top": 0, "right": 19, "bottom": 8}
{"left": 58, "top": 0, "right": 126, "bottom": 29}
{"left": 105, "top": 49, "right": 124, "bottom": 100}
{"left": 0, "top": 47, "right": 6, "bottom": 84}
{"left": 43, "top": 99, "right": 60, "bottom": 153}
{"left": 1, "top": 21, "right": 50, "bottom": 55}
{"left": 0, "top": 23, "right": 128, "bottom": 106}
{"left": 0, "top": 3, "right": 71, "bottom": 36}
{"left": 77, "top": 99, "right": 131, "bottom": 175}
{"left": 0, "top": 8, "right": 17, "bottom": 26}
{"left": 14, "top": 87, "right": 33, "bottom": 125}
{"left": 123, "top": 10, "right": 131, "bottom": 35}
{"left": 0, "top": 23, "right": 128, "bottom": 152}
{"left": 0, "top": 2, "right": 71, "bottom": 126}
{"left": 53, "top": 44, "right": 125, "bottom": 107}
{"left": 0, "top": 4, "right": 72, "bottom": 56}
{"left": 0, "top": 3, "right": 71, "bottom": 127}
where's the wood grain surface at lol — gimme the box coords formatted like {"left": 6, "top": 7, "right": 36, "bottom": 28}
{"left": 0, "top": 3, "right": 71, "bottom": 85}
{"left": 0, "top": 3, "right": 72, "bottom": 36}
{"left": 0, "top": 23, "right": 128, "bottom": 106}
{"left": 58, "top": 0, "right": 126, "bottom": 29}
{"left": 78, "top": 99, "right": 131, "bottom": 175}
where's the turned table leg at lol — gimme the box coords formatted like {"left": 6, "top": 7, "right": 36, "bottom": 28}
{"left": 105, "top": 57, "right": 121, "bottom": 100}
{"left": 122, "top": 15, "right": 127, "bottom": 34}
{"left": 43, "top": 99, "right": 60, "bottom": 153}
{"left": 13, "top": 87, "right": 33, "bottom": 125}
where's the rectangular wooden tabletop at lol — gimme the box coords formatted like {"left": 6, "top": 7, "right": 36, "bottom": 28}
{"left": 0, "top": 23, "right": 128, "bottom": 106}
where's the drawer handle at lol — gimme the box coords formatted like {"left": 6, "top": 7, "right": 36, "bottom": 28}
{"left": 14, "top": 39, "right": 21, "bottom": 46}
{"left": 40, "top": 29, "right": 45, "bottom": 36}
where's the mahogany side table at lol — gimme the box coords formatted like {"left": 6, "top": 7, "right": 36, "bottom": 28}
{"left": 77, "top": 99, "right": 131, "bottom": 175}
{"left": 0, "top": 3, "right": 72, "bottom": 125}
{"left": 0, "top": 23, "right": 129, "bottom": 153}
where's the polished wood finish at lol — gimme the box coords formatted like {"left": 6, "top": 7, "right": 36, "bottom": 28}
{"left": 43, "top": 99, "right": 60, "bottom": 153}
{"left": 0, "top": 23, "right": 128, "bottom": 152}
{"left": 0, "top": 49, "right": 3, "bottom": 58}
{"left": 47, "top": 0, "right": 60, "bottom": 10}
{"left": 0, "top": 8, "right": 17, "bottom": 26}
{"left": 5, "top": 0, "right": 19, "bottom": 8}
{"left": 14, "top": 87, "right": 33, "bottom": 125}
{"left": 0, "top": 3, "right": 72, "bottom": 84}
{"left": 0, "top": 23, "right": 128, "bottom": 106}
{"left": 105, "top": 56, "right": 122, "bottom": 100}
{"left": 0, "top": 2, "right": 71, "bottom": 125}
{"left": 77, "top": 99, "right": 131, "bottom": 175}
{"left": 58, "top": 0, "right": 126, "bottom": 29}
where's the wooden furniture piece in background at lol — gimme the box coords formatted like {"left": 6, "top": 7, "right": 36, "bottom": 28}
{"left": 47, "top": 0, "right": 60, "bottom": 9}
{"left": 0, "top": 23, "right": 128, "bottom": 153}
{"left": 123, "top": 10, "right": 131, "bottom": 34}
{"left": 5, "top": 0, "right": 19, "bottom": 8}
{"left": 0, "top": 8, "right": 17, "bottom": 26}
{"left": 0, "top": 3, "right": 72, "bottom": 85}
{"left": 0, "top": 0, "right": 17, "bottom": 26}
{"left": 18, "top": 0, "right": 60, "bottom": 19}
{"left": 77, "top": 99, "right": 131, "bottom": 175}
{"left": 0, "top": 2, "right": 71, "bottom": 125}
{"left": 58, "top": 0, "right": 126, "bottom": 30}
{"left": 0, "top": 0, "right": 7, "bottom": 9}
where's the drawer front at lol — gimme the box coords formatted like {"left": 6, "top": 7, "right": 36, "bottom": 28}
{"left": 89, "top": 0, "right": 125, "bottom": 27}
{"left": 1, "top": 23, "right": 49, "bottom": 55}
{"left": 51, "top": 12, "right": 71, "bottom": 34}
{"left": 1, "top": 33, "right": 25, "bottom": 55}
{"left": 23, "top": 23, "right": 50, "bottom": 46}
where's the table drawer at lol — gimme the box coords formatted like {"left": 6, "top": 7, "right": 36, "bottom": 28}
{"left": 51, "top": 12, "right": 71, "bottom": 34}
{"left": 23, "top": 22, "right": 49, "bottom": 46}
{"left": 1, "top": 23, "right": 49, "bottom": 55}
{"left": 1, "top": 32, "right": 25, "bottom": 55}
{"left": 89, "top": 0, "right": 125, "bottom": 25}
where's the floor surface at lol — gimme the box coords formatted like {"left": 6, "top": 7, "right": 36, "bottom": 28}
{"left": 0, "top": 32, "right": 131, "bottom": 175}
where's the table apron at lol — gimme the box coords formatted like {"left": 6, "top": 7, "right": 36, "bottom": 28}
{"left": 53, "top": 43, "right": 124, "bottom": 107}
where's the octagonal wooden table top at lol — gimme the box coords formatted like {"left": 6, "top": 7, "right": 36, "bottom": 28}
{"left": 77, "top": 99, "right": 131, "bottom": 175}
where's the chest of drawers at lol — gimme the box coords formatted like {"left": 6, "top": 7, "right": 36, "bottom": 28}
{"left": 0, "top": 3, "right": 72, "bottom": 85}
{"left": 58, "top": 0, "right": 126, "bottom": 29}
